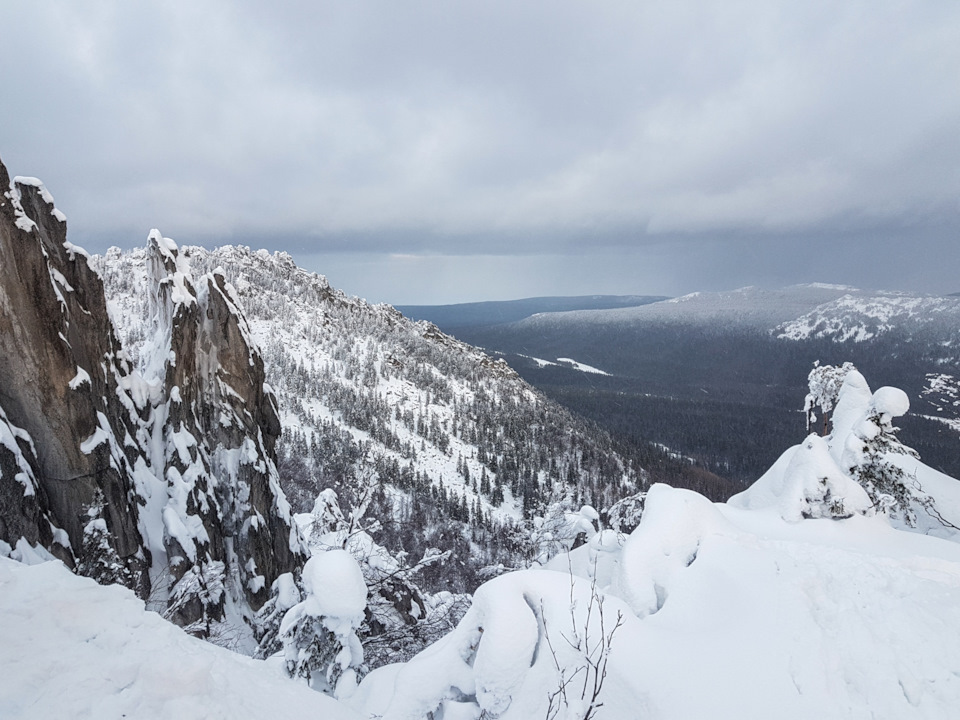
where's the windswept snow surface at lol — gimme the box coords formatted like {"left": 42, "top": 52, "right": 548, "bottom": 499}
{"left": 5, "top": 478, "right": 960, "bottom": 719}
{"left": 0, "top": 557, "right": 360, "bottom": 720}
{"left": 353, "top": 482, "right": 960, "bottom": 720}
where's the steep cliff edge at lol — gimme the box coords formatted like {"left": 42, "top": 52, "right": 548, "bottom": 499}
{"left": 140, "top": 231, "right": 304, "bottom": 628}
{"left": 0, "top": 156, "right": 303, "bottom": 638}
{"left": 0, "top": 157, "right": 149, "bottom": 592}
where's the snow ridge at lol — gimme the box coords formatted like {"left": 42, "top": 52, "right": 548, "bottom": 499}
{"left": 777, "top": 292, "right": 960, "bottom": 342}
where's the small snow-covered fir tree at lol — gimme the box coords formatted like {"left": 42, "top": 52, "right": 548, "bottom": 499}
{"left": 845, "top": 386, "right": 920, "bottom": 525}
{"left": 604, "top": 491, "right": 646, "bottom": 534}
{"left": 77, "top": 490, "right": 132, "bottom": 587}
{"left": 253, "top": 572, "right": 302, "bottom": 659}
{"left": 279, "top": 550, "right": 367, "bottom": 697}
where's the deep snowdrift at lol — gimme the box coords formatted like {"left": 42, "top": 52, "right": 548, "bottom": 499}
{"left": 0, "top": 556, "right": 358, "bottom": 720}
{"left": 350, "top": 483, "right": 960, "bottom": 719}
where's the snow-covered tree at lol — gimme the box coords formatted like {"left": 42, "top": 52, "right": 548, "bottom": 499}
{"left": 604, "top": 491, "right": 646, "bottom": 534}
{"left": 530, "top": 502, "right": 600, "bottom": 565}
{"left": 804, "top": 361, "right": 856, "bottom": 435}
{"left": 304, "top": 488, "right": 469, "bottom": 669}
{"left": 779, "top": 434, "right": 873, "bottom": 522}
{"left": 279, "top": 550, "right": 367, "bottom": 697}
{"left": 842, "top": 386, "right": 921, "bottom": 525}
{"left": 253, "top": 572, "right": 301, "bottom": 659}
{"left": 76, "top": 490, "right": 133, "bottom": 587}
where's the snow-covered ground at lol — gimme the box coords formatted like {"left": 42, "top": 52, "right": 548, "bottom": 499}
{"left": 6, "top": 459, "right": 960, "bottom": 720}
{"left": 0, "top": 556, "right": 360, "bottom": 720}
{"left": 6, "top": 469, "right": 960, "bottom": 720}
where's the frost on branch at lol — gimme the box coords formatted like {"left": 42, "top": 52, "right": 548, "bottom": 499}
{"left": 804, "top": 361, "right": 856, "bottom": 435}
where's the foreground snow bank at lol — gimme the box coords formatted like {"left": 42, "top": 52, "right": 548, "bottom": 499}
{"left": 351, "top": 569, "right": 643, "bottom": 720}
{"left": 618, "top": 484, "right": 960, "bottom": 719}
{"left": 5, "top": 480, "right": 960, "bottom": 719}
{"left": 0, "top": 557, "right": 359, "bottom": 720}
{"left": 354, "top": 482, "right": 960, "bottom": 719}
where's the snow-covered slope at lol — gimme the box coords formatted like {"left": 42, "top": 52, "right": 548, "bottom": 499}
{"left": 348, "top": 370, "right": 960, "bottom": 719}
{"left": 96, "top": 243, "right": 642, "bottom": 588}
{"left": 8, "top": 485, "right": 959, "bottom": 720}
{"left": 5, "top": 368, "right": 960, "bottom": 719}
{"left": 0, "top": 556, "right": 358, "bottom": 720}
{"left": 777, "top": 292, "right": 960, "bottom": 343}
{"left": 348, "top": 481, "right": 960, "bottom": 720}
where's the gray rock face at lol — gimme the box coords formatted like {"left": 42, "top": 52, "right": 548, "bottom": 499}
{"left": 0, "top": 157, "right": 150, "bottom": 592}
{"left": 143, "top": 232, "right": 304, "bottom": 626}
{"left": 0, "top": 156, "right": 303, "bottom": 635}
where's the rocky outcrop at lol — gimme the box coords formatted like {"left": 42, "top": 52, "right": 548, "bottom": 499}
{"left": 0, "top": 156, "right": 304, "bottom": 637}
{"left": 142, "top": 231, "right": 305, "bottom": 627}
{"left": 0, "top": 156, "right": 149, "bottom": 593}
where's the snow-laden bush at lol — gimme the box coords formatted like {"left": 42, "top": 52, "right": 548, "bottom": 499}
{"left": 779, "top": 434, "right": 872, "bottom": 521}
{"left": 279, "top": 550, "right": 367, "bottom": 697}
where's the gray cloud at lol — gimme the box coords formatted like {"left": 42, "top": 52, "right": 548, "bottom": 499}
{"left": 2, "top": 1, "right": 959, "bottom": 301}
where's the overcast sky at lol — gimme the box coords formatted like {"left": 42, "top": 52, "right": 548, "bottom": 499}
{"left": 2, "top": 1, "right": 958, "bottom": 303}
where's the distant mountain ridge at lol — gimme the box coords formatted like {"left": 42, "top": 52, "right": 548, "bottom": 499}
{"left": 424, "top": 283, "right": 960, "bottom": 491}
{"left": 776, "top": 292, "right": 960, "bottom": 343}
{"left": 396, "top": 294, "right": 667, "bottom": 328}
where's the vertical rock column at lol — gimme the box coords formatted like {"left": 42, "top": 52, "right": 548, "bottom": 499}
{"left": 0, "top": 156, "right": 149, "bottom": 594}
